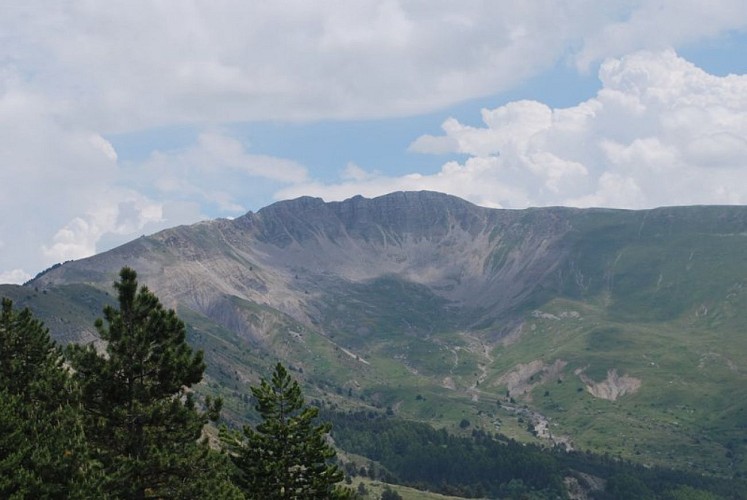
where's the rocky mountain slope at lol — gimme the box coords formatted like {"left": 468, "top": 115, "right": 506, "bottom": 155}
{"left": 5, "top": 191, "right": 747, "bottom": 477}
{"left": 32, "top": 192, "right": 578, "bottom": 334}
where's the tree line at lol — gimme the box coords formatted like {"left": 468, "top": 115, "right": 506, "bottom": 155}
{"left": 326, "top": 410, "right": 747, "bottom": 499}
{"left": 1, "top": 267, "right": 352, "bottom": 499}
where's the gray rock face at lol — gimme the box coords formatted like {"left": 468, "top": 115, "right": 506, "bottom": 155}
{"left": 32, "top": 192, "right": 563, "bottom": 333}
{"left": 241, "top": 192, "right": 579, "bottom": 321}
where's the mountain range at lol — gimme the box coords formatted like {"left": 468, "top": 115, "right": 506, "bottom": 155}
{"left": 3, "top": 191, "right": 747, "bottom": 478}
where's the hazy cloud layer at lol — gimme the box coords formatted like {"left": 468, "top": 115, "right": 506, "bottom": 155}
{"left": 4, "top": 1, "right": 745, "bottom": 127}
{"left": 1, "top": 2, "right": 746, "bottom": 282}
{"left": 281, "top": 50, "right": 747, "bottom": 209}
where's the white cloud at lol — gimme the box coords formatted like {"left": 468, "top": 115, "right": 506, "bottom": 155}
{"left": 575, "top": 0, "right": 747, "bottom": 70}
{"left": 0, "top": 78, "right": 308, "bottom": 279}
{"left": 281, "top": 50, "right": 747, "bottom": 209}
{"left": 408, "top": 133, "right": 458, "bottom": 155}
{"left": 27, "top": 128, "right": 308, "bottom": 272}
{"left": 42, "top": 195, "right": 164, "bottom": 264}
{"left": 89, "top": 134, "right": 118, "bottom": 162}
{"left": 0, "top": 74, "right": 117, "bottom": 279}
{"left": 3, "top": 2, "right": 744, "bottom": 130}
{"left": 341, "top": 162, "right": 376, "bottom": 182}
{"left": 135, "top": 131, "right": 308, "bottom": 213}
{"left": 0, "top": 269, "right": 31, "bottom": 285}
{"left": 42, "top": 218, "right": 97, "bottom": 263}
{"left": 0, "top": 69, "right": 170, "bottom": 279}
{"left": 686, "top": 133, "right": 747, "bottom": 167}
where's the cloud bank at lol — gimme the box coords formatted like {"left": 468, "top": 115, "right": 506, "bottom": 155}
{"left": 4, "top": 1, "right": 745, "bottom": 128}
{"left": 281, "top": 50, "right": 747, "bottom": 209}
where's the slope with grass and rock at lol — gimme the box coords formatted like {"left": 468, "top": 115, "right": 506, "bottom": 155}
{"left": 5, "top": 191, "right": 747, "bottom": 479}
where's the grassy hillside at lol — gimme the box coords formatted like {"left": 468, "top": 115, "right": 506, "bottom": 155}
{"left": 10, "top": 196, "right": 747, "bottom": 482}
{"left": 0, "top": 283, "right": 112, "bottom": 344}
{"left": 482, "top": 297, "right": 747, "bottom": 476}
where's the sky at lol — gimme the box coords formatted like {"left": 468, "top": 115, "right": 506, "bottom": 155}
{"left": 2, "top": 1, "right": 747, "bottom": 284}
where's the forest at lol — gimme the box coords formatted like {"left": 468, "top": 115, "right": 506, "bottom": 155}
{"left": 2, "top": 267, "right": 746, "bottom": 499}
{"left": 327, "top": 410, "right": 746, "bottom": 498}
{"left": 1, "top": 268, "right": 351, "bottom": 499}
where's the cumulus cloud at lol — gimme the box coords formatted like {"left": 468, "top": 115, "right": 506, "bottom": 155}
{"left": 341, "top": 162, "right": 377, "bottom": 182}
{"left": 0, "top": 120, "right": 307, "bottom": 283}
{"left": 280, "top": 50, "right": 747, "bottom": 209}
{"left": 42, "top": 195, "right": 164, "bottom": 264}
{"left": 0, "top": 269, "right": 32, "bottom": 285}
{"left": 134, "top": 131, "right": 308, "bottom": 213}
{"left": 0, "top": 71, "right": 136, "bottom": 282}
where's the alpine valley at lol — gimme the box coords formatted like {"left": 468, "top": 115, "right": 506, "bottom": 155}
{"left": 4, "top": 191, "right": 747, "bottom": 490}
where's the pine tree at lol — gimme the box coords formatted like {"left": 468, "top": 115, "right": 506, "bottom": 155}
{"left": 222, "top": 362, "right": 353, "bottom": 499}
{"left": 0, "top": 298, "right": 96, "bottom": 498}
{"left": 66, "top": 267, "right": 241, "bottom": 499}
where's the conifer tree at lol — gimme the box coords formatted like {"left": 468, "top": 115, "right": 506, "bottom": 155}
{"left": 0, "top": 298, "right": 96, "bottom": 498}
{"left": 222, "top": 362, "right": 353, "bottom": 499}
{"left": 66, "top": 267, "right": 241, "bottom": 499}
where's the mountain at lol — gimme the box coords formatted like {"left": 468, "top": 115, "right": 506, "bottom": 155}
{"left": 4, "top": 191, "right": 747, "bottom": 478}
{"left": 29, "top": 192, "right": 574, "bottom": 331}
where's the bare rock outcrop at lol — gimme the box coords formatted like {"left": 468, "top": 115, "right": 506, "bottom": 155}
{"left": 576, "top": 368, "right": 641, "bottom": 401}
{"left": 497, "top": 359, "right": 567, "bottom": 398}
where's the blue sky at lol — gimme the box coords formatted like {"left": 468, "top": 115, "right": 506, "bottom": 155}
{"left": 108, "top": 55, "right": 604, "bottom": 205}
{"left": 1, "top": 2, "right": 747, "bottom": 283}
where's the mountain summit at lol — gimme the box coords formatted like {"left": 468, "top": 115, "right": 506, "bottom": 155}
{"left": 31, "top": 191, "right": 579, "bottom": 333}
{"left": 33, "top": 191, "right": 747, "bottom": 335}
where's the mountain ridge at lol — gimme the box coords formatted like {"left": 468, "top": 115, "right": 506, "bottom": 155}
{"left": 9, "top": 191, "right": 747, "bottom": 476}
{"left": 32, "top": 191, "right": 580, "bottom": 333}
{"left": 28, "top": 191, "right": 747, "bottom": 337}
